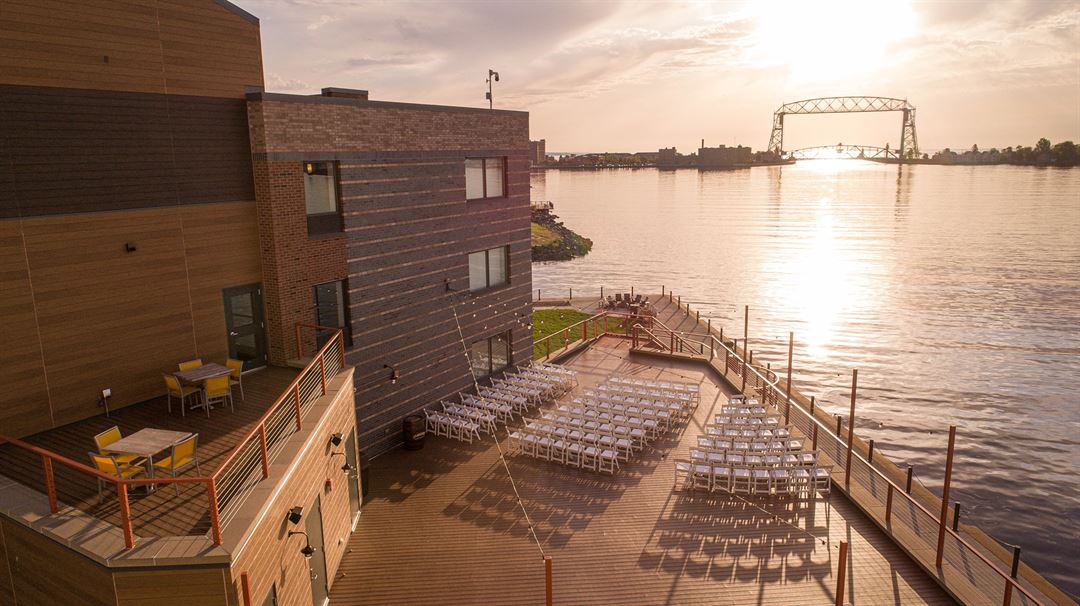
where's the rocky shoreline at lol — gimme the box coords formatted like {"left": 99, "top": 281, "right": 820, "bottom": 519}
{"left": 531, "top": 208, "right": 592, "bottom": 262}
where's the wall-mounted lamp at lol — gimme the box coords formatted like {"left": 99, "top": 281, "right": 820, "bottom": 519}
{"left": 286, "top": 506, "right": 303, "bottom": 525}
{"left": 305, "top": 162, "right": 315, "bottom": 175}
{"left": 124, "top": 243, "right": 137, "bottom": 253}
{"left": 329, "top": 451, "right": 353, "bottom": 473}
{"left": 444, "top": 278, "right": 457, "bottom": 293}
{"left": 288, "top": 531, "right": 315, "bottom": 558}
{"left": 383, "top": 364, "right": 398, "bottom": 385}
{"left": 329, "top": 432, "right": 343, "bottom": 447}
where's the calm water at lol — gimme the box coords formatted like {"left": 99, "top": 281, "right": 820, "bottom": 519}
{"left": 531, "top": 163, "right": 1080, "bottom": 597}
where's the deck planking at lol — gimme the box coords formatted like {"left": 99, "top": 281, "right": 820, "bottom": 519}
{"left": 0, "top": 365, "right": 297, "bottom": 538}
{"left": 330, "top": 337, "right": 954, "bottom": 605}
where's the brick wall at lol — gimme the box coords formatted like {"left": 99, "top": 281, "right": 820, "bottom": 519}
{"left": 252, "top": 159, "right": 347, "bottom": 364}
{"left": 248, "top": 94, "right": 531, "bottom": 455}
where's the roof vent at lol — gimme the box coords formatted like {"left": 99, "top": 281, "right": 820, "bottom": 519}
{"left": 321, "top": 87, "right": 368, "bottom": 100}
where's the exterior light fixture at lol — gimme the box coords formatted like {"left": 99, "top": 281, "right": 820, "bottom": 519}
{"left": 383, "top": 364, "right": 398, "bottom": 385}
{"left": 288, "top": 531, "right": 315, "bottom": 558}
{"left": 286, "top": 506, "right": 303, "bottom": 525}
{"left": 329, "top": 432, "right": 343, "bottom": 447}
{"left": 305, "top": 162, "right": 314, "bottom": 174}
{"left": 486, "top": 69, "right": 499, "bottom": 109}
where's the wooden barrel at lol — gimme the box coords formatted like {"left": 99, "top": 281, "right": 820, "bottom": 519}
{"left": 403, "top": 415, "right": 426, "bottom": 450}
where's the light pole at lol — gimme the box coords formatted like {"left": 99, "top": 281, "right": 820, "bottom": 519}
{"left": 486, "top": 69, "right": 499, "bottom": 109}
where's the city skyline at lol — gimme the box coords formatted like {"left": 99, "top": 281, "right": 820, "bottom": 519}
{"left": 248, "top": 0, "right": 1080, "bottom": 152}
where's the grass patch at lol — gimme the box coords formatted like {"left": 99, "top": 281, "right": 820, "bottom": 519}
{"left": 530, "top": 222, "right": 561, "bottom": 247}
{"left": 532, "top": 308, "right": 629, "bottom": 359}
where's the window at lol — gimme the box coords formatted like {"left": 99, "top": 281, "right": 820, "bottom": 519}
{"left": 314, "top": 280, "right": 351, "bottom": 347}
{"left": 304, "top": 161, "right": 343, "bottom": 236}
{"left": 468, "top": 246, "right": 509, "bottom": 291}
{"left": 465, "top": 157, "right": 505, "bottom": 200}
{"left": 469, "top": 332, "right": 512, "bottom": 378}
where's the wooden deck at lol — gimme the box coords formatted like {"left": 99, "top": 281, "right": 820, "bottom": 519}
{"left": 330, "top": 337, "right": 954, "bottom": 605}
{"left": 0, "top": 365, "right": 297, "bottom": 538}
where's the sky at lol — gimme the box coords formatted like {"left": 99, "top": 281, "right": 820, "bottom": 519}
{"left": 241, "top": 0, "right": 1080, "bottom": 153}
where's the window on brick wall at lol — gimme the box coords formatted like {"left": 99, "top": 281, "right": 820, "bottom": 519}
{"left": 314, "top": 279, "right": 351, "bottom": 347}
{"left": 465, "top": 157, "right": 506, "bottom": 200}
{"left": 469, "top": 331, "right": 511, "bottom": 379}
{"left": 304, "top": 161, "right": 343, "bottom": 236}
{"left": 468, "top": 246, "right": 509, "bottom": 291}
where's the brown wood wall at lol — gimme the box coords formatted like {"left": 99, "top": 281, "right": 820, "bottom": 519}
{"left": 0, "top": 201, "right": 262, "bottom": 437}
{"left": 229, "top": 371, "right": 358, "bottom": 606}
{"left": 0, "top": 0, "right": 263, "bottom": 99}
{"left": 0, "top": 517, "right": 235, "bottom": 606}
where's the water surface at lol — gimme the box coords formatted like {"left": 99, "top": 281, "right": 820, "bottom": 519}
{"left": 531, "top": 163, "right": 1080, "bottom": 597}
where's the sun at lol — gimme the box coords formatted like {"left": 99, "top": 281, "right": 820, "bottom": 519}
{"left": 751, "top": 0, "right": 917, "bottom": 84}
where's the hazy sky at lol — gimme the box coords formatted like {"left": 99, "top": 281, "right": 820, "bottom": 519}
{"left": 243, "top": 0, "right": 1080, "bottom": 153}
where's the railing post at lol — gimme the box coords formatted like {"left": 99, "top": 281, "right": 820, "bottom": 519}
{"left": 338, "top": 331, "right": 346, "bottom": 368}
{"left": 845, "top": 369, "right": 858, "bottom": 486}
{"left": 885, "top": 484, "right": 893, "bottom": 526}
{"left": 709, "top": 334, "right": 714, "bottom": 361}
{"left": 630, "top": 285, "right": 634, "bottom": 297}
{"left": 241, "top": 572, "right": 253, "bottom": 606}
{"left": 582, "top": 321, "right": 587, "bottom": 342}
{"left": 677, "top": 295, "right": 681, "bottom": 308}
{"left": 812, "top": 424, "right": 818, "bottom": 450}
{"left": 661, "top": 285, "right": 665, "bottom": 296}
{"left": 295, "top": 324, "right": 303, "bottom": 359}
{"left": 118, "top": 483, "right": 134, "bottom": 548}
{"left": 563, "top": 328, "right": 568, "bottom": 350}
{"left": 258, "top": 423, "right": 270, "bottom": 479}
{"left": 1003, "top": 579, "right": 1014, "bottom": 606}
{"left": 936, "top": 425, "right": 957, "bottom": 569}
{"left": 293, "top": 384, "right": 303, "bottom": 430}
{"left": 669, "top": 332, "right": 674, "bottom": 353}
{"left": 906, "top": 465, "right": 913, "bottom": 493}
{"left": 41, "top": 455, "right": 57, "bottom": 514}
{"left": 319, "top": 355, "right": 327, "bottom": 396}
{"left": 868, "top": 439, "right": 875, "bottom": 464}
{"left": 810, "top": 395, "right": 815, "bottom": 415}
{"left": 836, "top": 414, "right": 842, "bottom": 435}
{"left": 601, "top": 285, "right": 604, "bottom": 298}
{"left": 569, "top": 287, "right": 572, "bottom": 301}
{"left": 785, "top": 332, "right": 793, "bottom": 423}
{"left": 835, "top": 540, "right": 848, "bottom": 606}
{"left": 632, "top": 325, "right": 638, "bottom": 349}
{"left": 1010, "top": 546, "right": 1021, "bottom": 578}
{"left": 952, "top": 502, "right": 961, "bottom": 532}
{"left": 208, "top": 479, "right": 222, "bottom": 545}
{"left": 546, "top": 336, "right": 551, "bottom": 358}
{"left": 545, "top": 555, "right": 553, "bottom": 606}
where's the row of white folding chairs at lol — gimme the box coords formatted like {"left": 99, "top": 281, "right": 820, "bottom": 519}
{"left": 424, "top": 409, "right": 481, "bottom": 443}
{"left": 580, "top": 388, "right": 691, "bottom": 416}
{"left": 696, "top": 435, "right": 805, "bottom": 453}
{"left": 509, "top": 369, "right": 575, "bottom": 395}
{"left": 608, "top": 375, "right": 700, "bottom": 398}
{"left": 491, "top": 380, "right": 543, "bottom": 404}
{"left": 690, "top": 448, "right": 817, "bottom": 467}
{"left": 526, "top": 419, "right": 638, "bottom": 460}
{"left": 554, "top": 404, "right": 663, "bottom": 439}
{"left": 701, "top": 426, "right": 793, "bottom": 442}
{"left": 509, "top": 431, "right": 620, "bottom": 474}
{"left": 593, "top": 383, "right": 696, "bottom": 407}
{"left": 576, "top": 392, "right": 689, "bottom": 423}
{"left": 540, "top": 412, "right": 649, "bottom": 452}
{"left": 440, "top": 402, "right": 498, "bottom": 435}
{"left": 711, "top": 415, "right": 783, "bottom": 429}
{"left": 675, "top": 460, "right": 833, "bottom": 496}
{"left": 459, "top": 393, "right": 517, "bottom": 424}
{"left": 499, "top": 374, "right": 559, "bottom": 399}
{"left": 478, "top": 387, "right": 531, "bottom": 414}
{"left": 565, "top": 400, "right": 672, "bottom": 433}
{"left": 719, "top": 405, "right": 769, "bottom": 417}
{"left": 697, "top": 433, "right": 798, "bottom": 451}
{"left": 528, "top": 362, "right": 579, "bottom": 386}
{"left": 728, "top": 395, "right": 762, "bottom": 406}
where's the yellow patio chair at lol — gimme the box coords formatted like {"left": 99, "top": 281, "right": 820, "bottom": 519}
{"left": 178, "top": 358, "right": 203, "bottom": 371}
{"left": 93, "top": 426, "right": 145, "bottom": 467}
{"left": 88, "top": 452, "right": 146, "bottom": 501}
{"left": 226, "top": 358, "right": 244, "bottom": 401}
{"left": 153, "top": 434, "right": 200, "bottom": 495}
{"left": 203, "top": 375, "right": 233, "bottom": 414}
{"left": 163, "top": 373, "right": 201, "bottom": 418}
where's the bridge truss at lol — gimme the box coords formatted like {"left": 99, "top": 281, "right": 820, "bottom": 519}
{"left": 767, "top": 96, "right": 918, "bottom": 161}
{"left": 789, "top": 144, "right": 896, "bottom": 160}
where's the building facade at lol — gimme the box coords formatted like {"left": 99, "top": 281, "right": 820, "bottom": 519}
{"left": 0, "top": 0, "right": 531, "bottom": 604}
{"left": 529, "top": 138, "right": 546, "bottom": 166}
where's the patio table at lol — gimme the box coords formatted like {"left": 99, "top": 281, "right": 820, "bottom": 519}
{"left": 103, "top": 428, "right": 192, "bottom": 487}
{"left": 174, "top": 362, "right": 232, "bottom": 384}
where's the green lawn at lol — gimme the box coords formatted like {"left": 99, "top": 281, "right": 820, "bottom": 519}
{"left": 530, "top": 222, "right": 561, "bottom": 247}
{"left": 532, "top": 308, "right": 630, "bottom": 359}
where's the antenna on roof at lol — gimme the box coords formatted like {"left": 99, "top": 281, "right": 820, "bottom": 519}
{"left": 486, "top": 69, "right": 499, "bottom": 109}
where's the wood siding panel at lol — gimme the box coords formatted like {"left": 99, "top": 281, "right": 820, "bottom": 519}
{"left": 113, "top": 567, "right": 231, "bottom": 606}
{"left": 0, "top": 518, "right": 116, "bottom": 606}
{"left": 0, "top": 0, "right": 262, "bottom": 98}
{"left": 0, "top": 202, "right": 263, "bottom": 436}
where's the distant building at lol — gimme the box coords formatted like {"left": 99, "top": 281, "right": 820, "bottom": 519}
{"left": 529, "top": 139, "right": 547, "bottom": 166}
{"left": 698, "top": 141, "right": 753, "bottom": 168}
